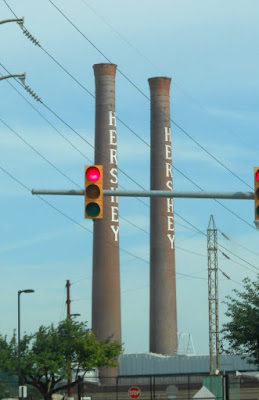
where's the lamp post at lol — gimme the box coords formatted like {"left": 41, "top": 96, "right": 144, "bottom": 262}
{"left": 18, "top": 289, "right": 35, "bottom": 397}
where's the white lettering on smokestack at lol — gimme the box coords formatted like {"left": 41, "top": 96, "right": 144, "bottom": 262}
{"left": 164, "top": 127, "right": 175, "bottom": 249}
{"left": 109, "top": 111, "right": 116, "bottom": 127}
{"left": 165, "top": 127, "right": 171, "bottom": 142}
{"left": 109, "top": 111, "right": 119, "bottom": 242}
{"left": 109, "top": 130, "right": 117, "bottom": 145}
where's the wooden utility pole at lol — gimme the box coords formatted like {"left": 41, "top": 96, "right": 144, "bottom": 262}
{"left": 66, "top": 280, "right": 73, "bottom": 398}
{"left": 66, "top": 280, "right": 71, "bottom": 317}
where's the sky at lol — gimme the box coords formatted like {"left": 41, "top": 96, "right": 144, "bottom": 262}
{"left": 0, "top": 0, "right": 259, "bottom": 357}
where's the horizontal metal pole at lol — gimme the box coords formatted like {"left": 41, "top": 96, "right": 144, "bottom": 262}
{"left": 0, "top": 73, "right": 25, "bottom": 81}
{"left": 0, "top": 18, "right": 24, "bottom": 24}
{"left": 32, "top": 189, "right": 84, "bottom": 195}
{"left": 31, "top": 189, "right": 254, "bottom": 199}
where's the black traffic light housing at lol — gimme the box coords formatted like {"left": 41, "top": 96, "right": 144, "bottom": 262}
{"left": 84, "top": 165, "right": 103, "bottom": 219}
{"left": 254, "top": 167, "right": 259, "bottom": 221}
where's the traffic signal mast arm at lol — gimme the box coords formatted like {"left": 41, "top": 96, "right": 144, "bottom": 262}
{"left": 31, "top": 189, "right": 254, "bottom": 199}
{"left": 31, "top": 166, "right": 259, "bottom": 228}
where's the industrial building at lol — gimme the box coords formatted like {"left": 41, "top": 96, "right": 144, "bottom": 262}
{"left": 78, "top": 354, "right": 259, "bottom": 400}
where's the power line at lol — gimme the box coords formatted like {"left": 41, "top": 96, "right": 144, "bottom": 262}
{"left": 22, "top": 1, "right": 255, "bottom": 232}
{"left": 2, "top": 3, "right": 255, "bottom": 234}
{"left": 0, "top": 164, "right": 149, "bottom": 265}
{"left": 219, "top": 230, "right": 259, "bottom": 258}
{"left": 218, "top": 243, "right": 259, "bottom": 273}
{"left": 0, "top": 116, "right": 82, "bottom": 189}
{"left": 0, "top": 66, "right": 93, "bottom": 162}
{"left": 47, "top": 0, "right": 252, "bottom": 191}
{"left": 0, "top": 62, "right": 148, "bottom": 190}
{"left": 2, "top": 2, "right": 257, "bottom": 268}
{"left": 79, "top": 0, "right": 252, "bottom": 157}
{"left": 78, "top": 0, "right": 165, "bottom": 76}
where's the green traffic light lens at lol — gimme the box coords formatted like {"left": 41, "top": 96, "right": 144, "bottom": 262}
{"left": 257, "top": 205, "right": 259, "bottom": 217}
{"left": 86, "top": 184, "right": 100, "bottom": 199}
{"left": 86, "top": 202, "right": 100, "bottom": 217}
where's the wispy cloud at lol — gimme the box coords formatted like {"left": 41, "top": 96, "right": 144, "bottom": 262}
{"left": 0, "top": 226, "right": 79, "bottom": 254}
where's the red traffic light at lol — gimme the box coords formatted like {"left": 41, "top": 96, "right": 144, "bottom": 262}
{"left": 256, "top": 169, "right": 259, "bottom": 182}
{"left": 86, "top": 166, "right": 101, "bottom": 182}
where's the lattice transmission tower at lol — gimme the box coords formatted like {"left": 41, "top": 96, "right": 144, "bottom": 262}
{"left": 207, "top": 215, "right": 220, "bottom": 374}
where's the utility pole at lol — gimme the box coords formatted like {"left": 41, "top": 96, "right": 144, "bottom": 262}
{"left": 66, "top": 279, "right": 71, "bottom": 318}
{"left": 207, "top": 215, "right": 220, "bottom": 375}
{"left": 66, "top": 280, "right": 73, "bottom": 399}
{"left": 65, "top": 281, "right": 80, "bottom": 399}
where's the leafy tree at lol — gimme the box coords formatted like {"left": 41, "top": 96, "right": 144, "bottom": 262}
{"left": 0, "top": 319, "right": 122, "bottom": 400}
{"left": 221, "top": 275, "right": 259, "bottom": 367}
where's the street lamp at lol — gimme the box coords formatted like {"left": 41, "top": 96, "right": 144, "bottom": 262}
{"left": 18, "top": 289, "right": 35, "bottom": 397}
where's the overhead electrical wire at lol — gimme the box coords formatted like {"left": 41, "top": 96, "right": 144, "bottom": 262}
{"left": 47, "top": 0, "right": 253, "bottom": 191}
{"left": 17, "top": 3, "right": 258, "bottom": 232}
{"left": 0, "top": 61, "right": 150, "bottom": 192}
{"left": 219, "top": 230, "right": 259, "bottom": 258}
{"left": 3, "top": 0, "right": 253, "bottom": 192}
{"left": 0, "top": 118, "right": 251, "bottom": 281}
{"left": 0, "top": 164, "right": 212, "bottom": 279}
{"left": 1, "top": 2, "right": 257, "bottom": 274}
{"left": 0, "top": 112, "right": 205, "bottom": 260}
{"left": 79, "top": 0, "right": 251, "bottom": 152}
{"left": 79, "top": 0, "right": 165, "bottom": 76}
{"left": 2, "top": 2, "right": 256, "bottom": 236}
{"left": 0, "top": 120, "right": 247, "bottom": 281}
{"left": 0, "top": 67, "right": 92, "bottom": 162}
{"left": 218, "top": 243, "right": 259, "bottom": 273}
{"left": 1, "top": 65, "right": 183, "bottom": 243}
{"left": 0, "top": 163, "right": 150, "bottom": 265}
{"left": 0, "top": 116, "right": 82, "bottom": 189}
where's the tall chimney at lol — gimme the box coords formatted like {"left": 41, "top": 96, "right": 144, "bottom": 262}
{"left": 92, "top": 63, "right": 121, "bottom": 380}
{"left": 149, "top": 77, "right": 177, "bottom": 355}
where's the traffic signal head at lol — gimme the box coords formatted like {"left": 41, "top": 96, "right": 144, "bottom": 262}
{"left": 254, "top": 167, "right": 259, "bottom": 221}
{"left": 84, "top": 165, "right": 103, "bottom": 219}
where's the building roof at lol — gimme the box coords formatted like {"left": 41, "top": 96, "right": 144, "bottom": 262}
{"left": 119, "top": 353, "right": 258, "bottom": 376}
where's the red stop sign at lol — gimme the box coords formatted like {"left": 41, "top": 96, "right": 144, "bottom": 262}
{"left": 128, "top": 387, "right": 141, "bottom": 399}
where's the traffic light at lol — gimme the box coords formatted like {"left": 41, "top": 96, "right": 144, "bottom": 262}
{"left": 84, "top": 165, "right": 103, "bottom": 219}
{"left": 254, "top": 167, "right": 259, "bottom": 221}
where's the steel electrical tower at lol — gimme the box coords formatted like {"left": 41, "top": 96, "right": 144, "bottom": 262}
{"left": 207, "top": 215, "right": 220, "bottom": 374}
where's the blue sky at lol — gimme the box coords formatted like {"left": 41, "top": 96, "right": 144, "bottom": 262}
{"left": 0, "top": 0, "right": 258, "bottom": 356}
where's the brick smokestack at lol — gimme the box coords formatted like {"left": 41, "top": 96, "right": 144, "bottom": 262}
{"left": 92, "top": 64, "right": 121, "bottom": 379}
{"left": 149, "top": 77, "right": 177, "bottom": 355}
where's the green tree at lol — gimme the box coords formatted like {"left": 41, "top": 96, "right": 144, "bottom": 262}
{"left": 221, "top": 275, "right": 259, "bottom": 367}
{"left": 0, "top": 319, "right": 122, "bottom": 400}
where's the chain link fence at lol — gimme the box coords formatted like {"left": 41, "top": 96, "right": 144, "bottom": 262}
{"left": 1, "top": 373, "right": 258, "bottom": 400}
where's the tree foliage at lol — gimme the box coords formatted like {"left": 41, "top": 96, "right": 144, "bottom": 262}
{"left": 221, "top": 275, "right": 259, "bottom": 367}
{"left": 0, "top": 319, "right": 122, "bottom": 400}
